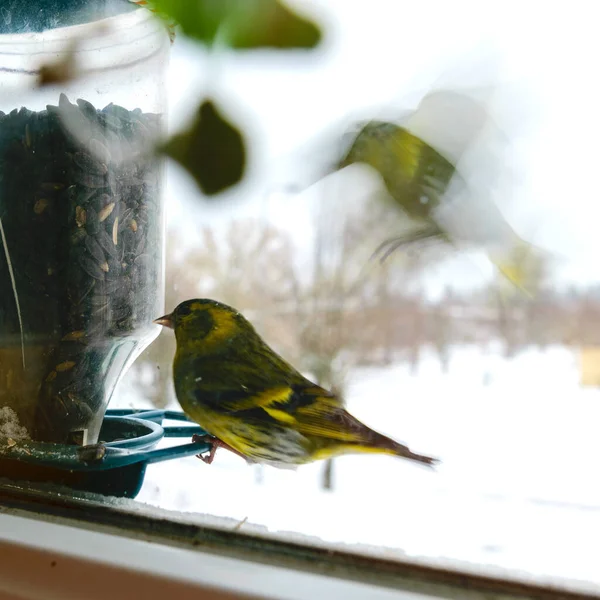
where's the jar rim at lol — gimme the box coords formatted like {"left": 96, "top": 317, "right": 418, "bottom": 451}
{"left": 0, "top": 7, "right": 168, "bottom": 74}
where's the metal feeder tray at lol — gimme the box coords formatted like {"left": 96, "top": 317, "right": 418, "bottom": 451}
{"left": 0, "top": 409, "right": 210, "bottom": 498}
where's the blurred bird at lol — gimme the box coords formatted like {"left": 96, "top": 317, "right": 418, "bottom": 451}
{"left": 154, "top": 298, "right": 437, "bottom": 468}
{"left": 336, "top": 89, "right": 542, "bottom": 293}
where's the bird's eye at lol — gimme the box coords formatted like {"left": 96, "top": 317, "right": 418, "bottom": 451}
{"left": 177, "top": 305, "right": 192, "bottom": 317}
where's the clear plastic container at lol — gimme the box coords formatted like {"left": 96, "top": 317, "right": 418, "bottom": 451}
{"left": 0, "top": 1, "right": 169, "bottom": 445}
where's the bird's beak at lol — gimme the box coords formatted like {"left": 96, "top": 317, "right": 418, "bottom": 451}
{"left": 153, "top": 313, "right": 174, "bottom": 329}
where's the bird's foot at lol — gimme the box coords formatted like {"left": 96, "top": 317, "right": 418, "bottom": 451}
{"left": 191, "top": 434, "right": 249, "bottom": 465}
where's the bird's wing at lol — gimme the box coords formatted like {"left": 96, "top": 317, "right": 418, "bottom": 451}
{"left": 384, "top": 129, "right": 457, "bottom": 218}
{"left": 195, "top": 380, "right": 371, "bottom": 445}
{"left": 282, "top": 386, "right": 373, "bottom": 443}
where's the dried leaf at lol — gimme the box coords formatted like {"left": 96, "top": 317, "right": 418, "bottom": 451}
{"left": 161, "top": 99, "right": 246, "bottom": 196}
{"left": 37, "top": 24, "right": 111, "bottom": 87}
{"left": 38, "top": 43, "right": 77, "bottom": 87}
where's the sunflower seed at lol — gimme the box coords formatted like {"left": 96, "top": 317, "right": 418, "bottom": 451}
{"left": 73, "top": 151, "right": 108, "bottom": 176}
{"left": 78, "top": 253, "right": 105, "bottom": 280}
{"left": 75, "top": 206, "right": 86, "bottom": 227}
{"left": 104, "top": 256, "right": 121, "bottom": 280}
{"left": 97, "top": 228, "right": 118, "bottom": 258}
{"left": 76, "top": 98, "right": 97, "bottom": 120}
{"left": 70, "top": 227, "right": 87, "bottom": 246}
{"left": 89, "top": 293, "right": 110, "bottom": 306}
{"left": 58, "top": 93, "right": 72, "bottom": 110}
{"left": 56, "top": 360, "right": 76, "bottom": 372}
{"left": 41, "top": 182, "right": 65, "bottom": 192}
{"left": 84, "top": 234, "right": 105, "bottom": 264}
{"left": 72, "top": 167, "right": 106, "bottom": 188}
{"left": 89, "top": 138, "right": 111, "bottom": 164}
{"left": 62, "top": 330, "right": 86, "bottom": 341}
{"left": 34, "top": 198, "right": 49, "bottom": 214}
{"left": 103, "top": 278, "right": 121, "bottom": 294}
{"left": 85, "top": 207, "right": 100, "bottom": 234}
{"left": 98, "top": 112, "right": 122, "bottom": 131}
{"left": 98, "top": 202, "right": 115, "bottom": 222}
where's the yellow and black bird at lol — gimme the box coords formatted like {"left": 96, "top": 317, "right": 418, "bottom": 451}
{"left": 337, "top": 118, "right": 455, "bottom": 259}
{"left": 154, "top": 299, "right": 437, "bottom": 468}
{"left": 335, "top": 90, "right": 544, "bottom": 293}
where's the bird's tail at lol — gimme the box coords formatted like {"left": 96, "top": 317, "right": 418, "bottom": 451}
{"left": 384, "top": 437, "right": 439, "bottom": 467}
{"left": 360, "top": 424, "right": 439, "bottom": 467}
{"left": 334, "top": 410, "right": 439, "bottom": 467}
{"left": 488, "top": 235, "right": 553, "bottom": 297}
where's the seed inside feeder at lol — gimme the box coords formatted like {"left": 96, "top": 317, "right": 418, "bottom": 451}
{"left": 0, "top": 94, "right": 163, "bottom": 444}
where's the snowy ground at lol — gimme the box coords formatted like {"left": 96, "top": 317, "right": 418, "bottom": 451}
{"left": 113, "top": 345, "right": 600, "bottom": 590}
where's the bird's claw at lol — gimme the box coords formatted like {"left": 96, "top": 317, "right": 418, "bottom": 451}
{"left": 191, "top": 434, "right": 247, "bottom": 464}
{"left": 197, "top": 452, "right": 214, "bottom": 464}
{"left": 192, "top": 434, "right": 217, "bottom": 464}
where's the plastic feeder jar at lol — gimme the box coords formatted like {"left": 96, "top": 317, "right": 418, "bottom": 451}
{"left": 0, "top": 1, "right": 169, "bottom": 445}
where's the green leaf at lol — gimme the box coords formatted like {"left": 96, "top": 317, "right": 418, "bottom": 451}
{"left": 148, "top": 0, "right": 321, "bottom": 49}
{"left": 148, "top": 0, "right": 226, "bottom": 46}
{"left": 161, "top": 100, "right": 246, "bottom": 196}
{"left": 226, "top": 0, "right": 321, "bottom": 50}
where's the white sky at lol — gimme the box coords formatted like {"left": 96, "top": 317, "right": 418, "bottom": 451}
{"left": 163, "top": 0, "right": 600, "bottom": 292}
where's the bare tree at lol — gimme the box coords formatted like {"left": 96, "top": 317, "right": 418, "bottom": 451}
{"left": 131, "top": 220, "right": 300, "bottom": 407}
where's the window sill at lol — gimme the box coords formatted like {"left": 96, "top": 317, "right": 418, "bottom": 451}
{"left": 0, "top": 510, "right": 422, "bottom": 600}
{"left": 0, "top": 481, "right": 597, "bottom": 600}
